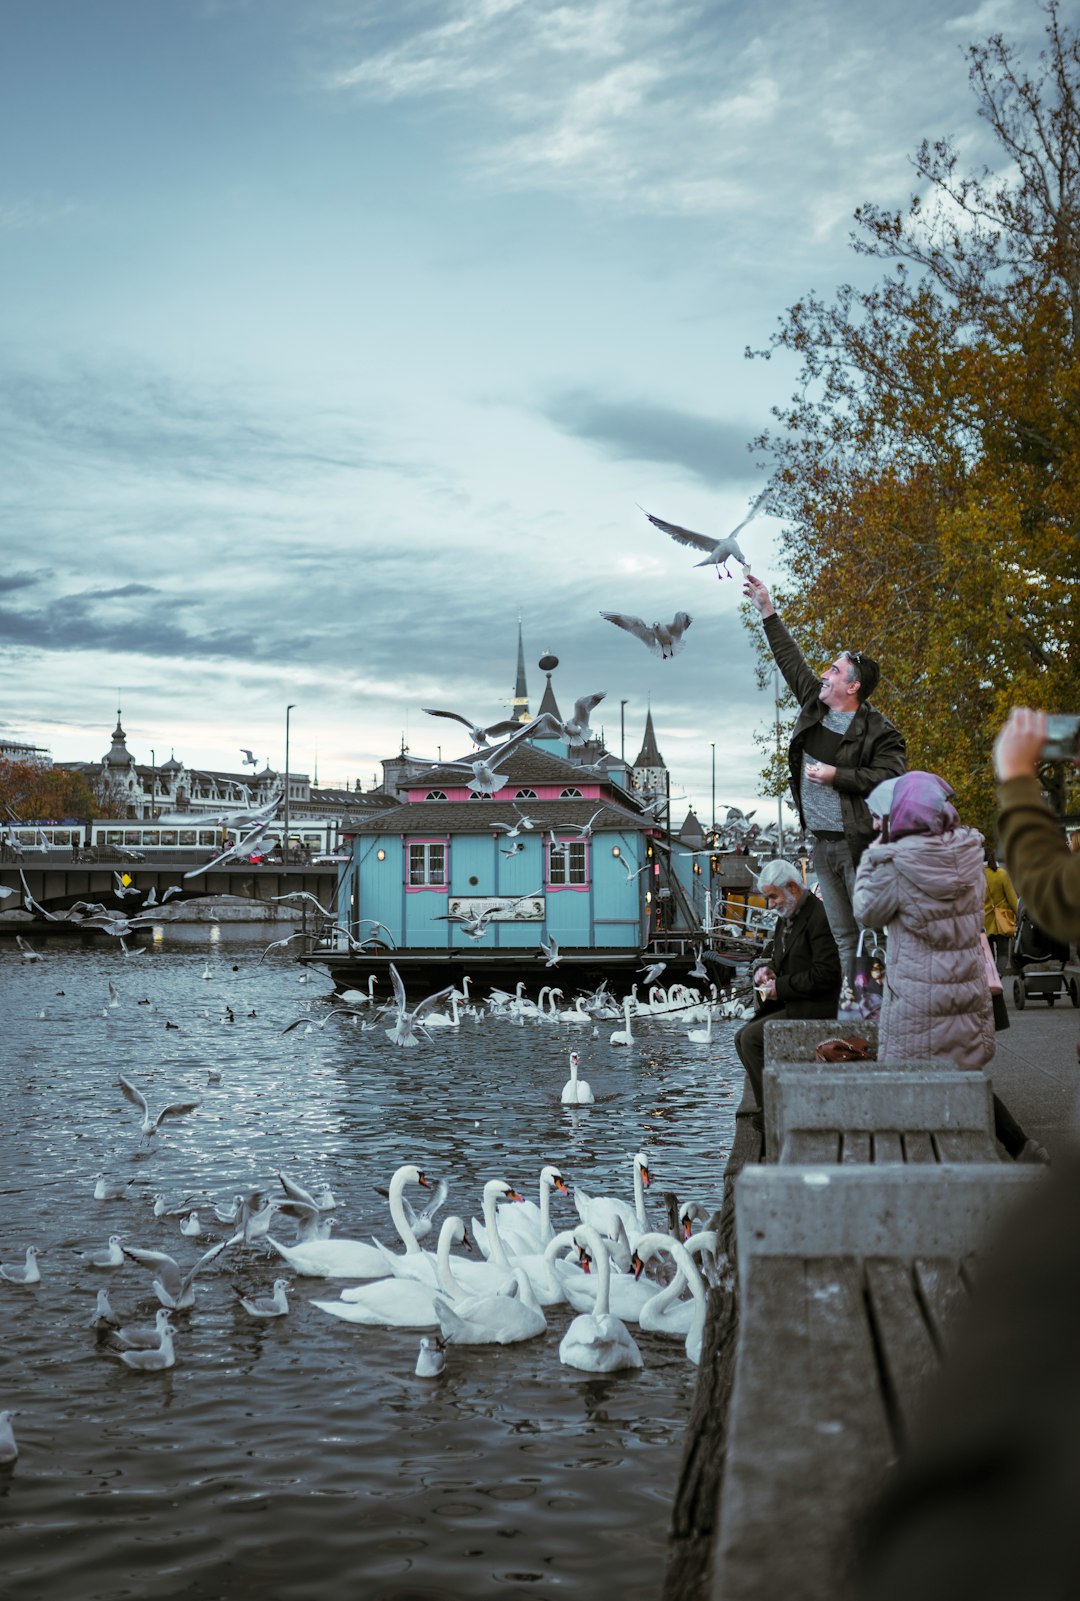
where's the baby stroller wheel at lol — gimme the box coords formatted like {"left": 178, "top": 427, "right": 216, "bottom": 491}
{"left": 1013, "top": 978, "right": 1026, "bottom": 1010}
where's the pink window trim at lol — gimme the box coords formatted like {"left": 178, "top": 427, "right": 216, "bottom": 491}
{"left": 544, "top": 836, "right": 590, "bottom": 893}
{"left": 404, "top": 782, "right": 604, "bottom": 803}
{"left": 405, "top": 836, "right": 450, "bottom": 892}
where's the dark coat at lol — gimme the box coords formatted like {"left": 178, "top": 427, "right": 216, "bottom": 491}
{"left": 764, "top": 614, "right": 906, "bottom": 868}
{"left": 756, "top": 887, "right": 842, "bottom": 1021}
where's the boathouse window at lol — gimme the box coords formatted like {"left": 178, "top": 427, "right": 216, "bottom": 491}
{"left": 408, "top": 841, "right": 447, "bottom": 888}
{"left": 547, "top": 838, "right": 588, "bottom": 886}
{"left": 468, "top": 792, "right": 492, "bottom": 800}
{"left": 424, "top": 791, "right": 448, "bottom": 801}
{"left": 559, "top": 787, "right": 583, "bottom": 799}
{"left": 514, "top": 788, "right": 537, "bottom": 800}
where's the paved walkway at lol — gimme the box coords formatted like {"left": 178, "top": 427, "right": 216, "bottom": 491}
{"left": 987, "top": 972, "right": 1080, "bottom": 1156}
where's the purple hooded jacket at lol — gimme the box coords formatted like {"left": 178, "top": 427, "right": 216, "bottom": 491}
{"left": 852, "top": 772, "right": 993, "bottom": 1070}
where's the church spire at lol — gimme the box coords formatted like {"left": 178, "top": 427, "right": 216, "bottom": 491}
{"left": 511, "top": 617, "right": 530, "bottom": 723}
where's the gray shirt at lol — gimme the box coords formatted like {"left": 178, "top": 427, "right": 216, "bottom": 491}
{"left": 800, "top": 709, "right": 854, "bottom": 833}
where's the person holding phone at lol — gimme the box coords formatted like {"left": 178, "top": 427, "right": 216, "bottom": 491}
{"left": 994, "top": 707, "right": 1080, "bottom": 943}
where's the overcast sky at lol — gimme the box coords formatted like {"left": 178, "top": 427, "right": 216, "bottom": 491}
{"left": 0, "top": 0, "right": 1041, "bottom": 820}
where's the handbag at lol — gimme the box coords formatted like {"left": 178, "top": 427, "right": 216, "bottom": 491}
{"left": 979, "top": 932, "right": 1010, "bottom": 1031}
{"left": 815, "top": 1036, "right": 872, "bottom": 1063}
{"left": 993, "top": 903, "right": 1017, "bottom": 936}
{"left": 852, "top": 927, "right": 886, "bottom": 1020}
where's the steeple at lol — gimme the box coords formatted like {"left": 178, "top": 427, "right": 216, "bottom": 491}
{"left": 633, "top": 708, "right": 665, "bottom": 769}
{"left": 511, "top": 618, "right": 530, "bottom": 723}
{"left": 104, "top": 707, "right": 133, "bottom": 768}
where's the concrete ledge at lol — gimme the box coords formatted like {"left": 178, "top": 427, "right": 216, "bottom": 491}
{"left": 734, "top": 1164, "right": 1040, "bottom": 1276}
{"left": 763, "top": 1018, "right": 878, "bottom": 1067}
{"left": 765, "top": 1070, "right": 994, "bottom": 1163}
{"left": 762, "top": 1056, "right": 962, "bottom": 1159}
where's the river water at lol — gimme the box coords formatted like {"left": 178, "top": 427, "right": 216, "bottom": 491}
{"left": 0, "top": 931, "right": 743, "bottom": 1601}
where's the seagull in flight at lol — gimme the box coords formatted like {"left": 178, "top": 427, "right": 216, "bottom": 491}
{"left": 548, "top": 692, "right": 606, "bottom": 748}
{"left": 421, "top": 708, "right": 532, "bottom": 748}
{"left": 118, "top": 1075, "right": 200, "bottom": 1138}
{"left": 240, "top": 749, "right": 259, "bottom": 767}
{"left": 538, "top": 935, "right": 560, "bottom": 968}
{"left": 384, "top": 963, "right": 457, "bottom": 1048}
{"left": 406, "top": 715, "right": 560, "bottom": 794}
{"left": 122, "top": 1239, "right": 231, "bottom": 1310}
{"left": 492, "top": 806, "right": 540, "bottom": 838}
{"left": 642, "top": 486, "right": 771, "bottom": 578}
{"left": 601, "top": 612, "right": 693, "bottom": 659}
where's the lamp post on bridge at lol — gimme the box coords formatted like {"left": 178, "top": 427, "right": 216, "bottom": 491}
{"left": 284, "top": 704, "right": 296, "bottom": 866}
{"left": 149, "top": 749, "right": 156, "bottom": 820}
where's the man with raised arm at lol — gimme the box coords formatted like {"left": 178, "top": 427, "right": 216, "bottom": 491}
{"left": 743, "top": 572, "right": 906, "bottom": 983}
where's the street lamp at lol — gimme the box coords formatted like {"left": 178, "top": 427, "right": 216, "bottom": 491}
{"left": 149, "top": 748, "right": 156, "bottom": 820}
{"left": 620, "top": 700, "right": 627, "bottom": 765}
{"left": 710, "top": 742, "right": 716, "bottom": 831}
{"left": 284, "top": 704, "right": 296, "bottom": 865}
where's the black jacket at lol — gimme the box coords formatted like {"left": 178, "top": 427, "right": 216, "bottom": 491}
{"left": 764, "top": 613, "right": 906, "bottom": 868}
{"left": 757, "top": 888, "right": 842, "bottom": 1020}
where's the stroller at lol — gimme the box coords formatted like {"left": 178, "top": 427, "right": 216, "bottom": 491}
{"left": 1010, "top": 900, "right": 1078, "bottom": 1009}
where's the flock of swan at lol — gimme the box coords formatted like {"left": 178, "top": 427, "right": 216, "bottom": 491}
{"left": 307, "top": 1161, "right": 723, "bottom": 1373}
{"left": 0, "top": 949, "right": 750, "bottom": 1476}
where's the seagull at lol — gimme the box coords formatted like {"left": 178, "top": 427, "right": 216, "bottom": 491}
{"left": 642, "top": 487, "right": 771, "bottom": 578}
{"left": 491, "top": 806, "right": 541, "bottom": 837}
{"left": 0, "top": 1411, "right": 18, "bottom": 1465}
{"left": 81, "top": 1235, "right": 126, "bottom": 1269}
{"left": 88, "top": 1288, "right": 122, "bottom": 1329}
{"left": 640, "top": 961, "right": 667, "bottom": 985}
{"left": 93, "top": 1174, "right": 135, "bottom": 1201}
{"left": 0, "top": 1246, "right": 40, "bottom": 1284}
{"left": 384, "top": 963, "right": 456, "bottom": 1048}
{"left": 118, "top": 1320, "right": 176, "bottom": 1372}
{"left": 107, "top": 979, "right": 121, "bottom": 1009}
{"left": 179, "top": 1212, "right": 202, "bottom": 1238}
{"left": 500, "top": 841, "right": 527, "bottom": 858}
{"left": 539, "top": 935, "right": 560, "bottom": 968}
{"left": 240, "top": 749, "right": 259, "bottom": 766}
{"left": 122, "top": 1239, "right": 232, "bottom": 1309}
{"left": 415, "top": 1335, "right": 447, "bottom": 1377}
{"left": 621, "top": 859, "right": 650, "bottom": 882}
{"left": 564, "top": 809, "right": 605, "bottom": 842}
{"left": 110, "top": 1307, "right": 174, "bottom": 1351}
{"left": 549, "top": 692, "right": 606, "bottom": 748}
{"left": 236, "top": 1278, "right": 291, "bottom": 1318}
{"left": 421, "top": 709, "right": 529, "bottom": 748}
{"left": 117, "top": 1075, "right": 200, "bottom": 1139}
{"left": 228, "top": 1191, "right": 276, "bottom": 1247}
{"left": 601, "top": 611, "right": 693, "bottom": 659}
{"left": 15, "top": 935, "right": 43, "bottom": 961}
{"left": 408, "top": 713, "right": 560, "bottom": 794}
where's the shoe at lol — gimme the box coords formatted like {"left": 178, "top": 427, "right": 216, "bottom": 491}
{"left": 1018, "top": 1139, "right": 1052, "bottom": 1165}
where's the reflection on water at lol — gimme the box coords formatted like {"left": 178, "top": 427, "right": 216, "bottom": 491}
{"left": 0, "top": 936, "right": 742, "bottom": 1601}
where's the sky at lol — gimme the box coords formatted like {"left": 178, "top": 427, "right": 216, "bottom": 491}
{"left": 0, "top": 0, "right": 1045, "bottom": 823}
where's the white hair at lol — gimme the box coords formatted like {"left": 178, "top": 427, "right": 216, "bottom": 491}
{"left": 756, "top": 859, "right": 804, "bottom": 892}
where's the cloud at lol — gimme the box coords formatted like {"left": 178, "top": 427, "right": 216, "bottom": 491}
{"left": 0, "top": 570, "right": 50, "bottom": 594}
{"left": 0, "top": 583, "right": 275, "bottom": 666}
{"left": 0, "top": 361, "right": 376, "bottom": 489}
{"left": 319, "top": 0, "right": 1012, "bottom": 227}
{"left": 540, "top": 389, "right": 759, "bottom": 485}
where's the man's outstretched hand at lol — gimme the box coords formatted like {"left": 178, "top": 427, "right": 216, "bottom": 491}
{"left": 743, "top": 573, "right": 775, "bottom": 618}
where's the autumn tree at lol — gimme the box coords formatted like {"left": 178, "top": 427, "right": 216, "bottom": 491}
{"left": 746, "top": 1, "right": 1079, "bottom": 834}
{"left": 0, "top": 760, "right": 100, "bottom": 821}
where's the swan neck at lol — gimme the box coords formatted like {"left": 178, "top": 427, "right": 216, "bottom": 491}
{"left": 389, "top": 1168, "right": 422, "bottom": 1253}
{"left": 483, "top": 1188, "right": 510, "bottom": 1268}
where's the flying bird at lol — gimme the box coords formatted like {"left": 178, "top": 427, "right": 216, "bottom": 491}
{"left": 601, "top": 611, "right": 692, "bottom": 659}
{"left": 548, "top": 693, "right": 606, "bottom": 749}
{"left": 240, "top": 749, "right": 259, "bottom": 766}
{"left": 405, "top": 715, "right": 559, "bottom": 795}
{"left": 384, "top": 963, "right": 457, "bottom": 1048}
{"left": 421, "top": 709, "right": 531, "bottom": 748}
{"left": 642, "top": 486, "right": 771, "bottom": 578}
{"left": 117, "top": 1075, "right": 200, "bottom": 1138}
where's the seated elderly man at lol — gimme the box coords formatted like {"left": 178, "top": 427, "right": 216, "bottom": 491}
{"left": 734, "top": 859, "right": 843, "bottom": 1122}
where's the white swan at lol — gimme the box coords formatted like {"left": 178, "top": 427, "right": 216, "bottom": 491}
{"left": 686, "top": 1007, "right": 714, "bottom": 1044}
{"left": 386, "top": 1179, "right": 521, "bottom": 1292}
{"left": 423, "top": 991, "right": 463, "bottom": 1029}
{"left": 504, "top": 1226, "right": 585, "bottom": 1307}
{"left": 477, "top": 1165, "right": 567, "bottom": 1257}
{"left": 339, "top": 975, "right": 379, "bottom": 1006}
{"left": 574, "top": 1151, "right": 652, "bottom": 1247}
{"left": 561, "top": 1051, "right": 595, "bottom": 1105}
{"left": 271, "top": 1162, "right": 432, "bottom": 1278}
{"left": 557, "top": 996, "right": 592, "bottom": 1025}
{"left": 313, "top": 1217, "right": 468, "bottom": 1328}
{"left": 434, "top": 1265, "right": 547, "bottom": 1346}
{"left": 558, "top": 1227, "right": 643, "bottom": 1373}
{"left": 633, "top": 1232, "right": 712, "bottom": 1363}
{"left": 609, "top": 995, "right": 635, "bottom": 1047}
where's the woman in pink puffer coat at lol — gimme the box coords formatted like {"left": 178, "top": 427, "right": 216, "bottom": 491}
{"left": 853, "top": 771, "right": 1045, "bottom": 1160}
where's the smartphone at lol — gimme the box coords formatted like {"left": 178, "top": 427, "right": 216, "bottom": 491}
{"left": 1042, "top": 714, "right": 1080, "bottom": 762}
